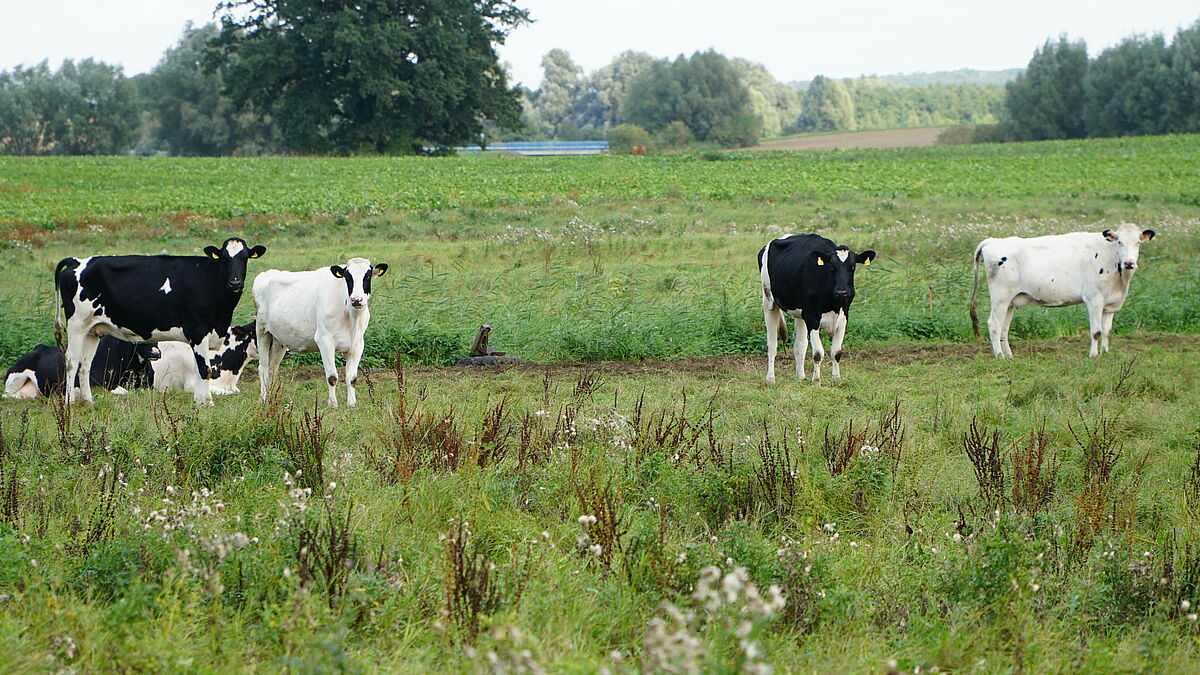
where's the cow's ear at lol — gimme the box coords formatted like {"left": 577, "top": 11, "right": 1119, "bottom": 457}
{"left": 1141, "top": 229, "right": 1155, "bottom": 242}
{"left": 373, "top": 263, "right": 388, "bottom": 277}
{"left": 248, "top": 245, "right": 266, "bottom": 258}
{"left": 329, "top": 266, "right": 345, "bottom": 278}
{"left": 204, "top": 246, "right": 222, "bottom": 259}
{"left": 1102, "top": 229, "right": 1116, "bottom": 241}
{"left": 811, "top": 251, "right": 827, "bottom": 266}
{"left": 857, "top": 250, "right": 876, "bottom": 266}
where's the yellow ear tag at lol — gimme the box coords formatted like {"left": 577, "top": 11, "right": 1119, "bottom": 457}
{"left": 862, "top": 258, "right": 871, "bottom": 266}
{"left": 1140, "top": 233, "right": 1151, "bottom": 242}
{"left": 816, "top": 258, "right": 825, "bottom": 266}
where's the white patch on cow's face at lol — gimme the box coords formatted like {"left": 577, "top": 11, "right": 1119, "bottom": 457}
{"left": 160, "top": 278, "right": 172, "bottom": 294}
{"left": 835, "top": 250, "right": 849, "bottom": 263}
{"left": 344, "top": 257, "right": 374, "bottom": 310}
{"left": 224, "top": 240, "right": 245, "bottom": 257}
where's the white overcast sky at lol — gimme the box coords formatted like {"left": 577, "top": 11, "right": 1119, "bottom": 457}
{"left": 1, "top": 1, "right": 1197, "bottom": 87}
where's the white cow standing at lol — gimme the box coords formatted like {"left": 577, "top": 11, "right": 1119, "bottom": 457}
{"left": 970, "top": 223, "right": 1156, "bottom": 358}
{"left": 253, "top": 258, "right": 388, "bottom": 407}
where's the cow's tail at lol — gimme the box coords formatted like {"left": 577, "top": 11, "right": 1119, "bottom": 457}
{"left": 53, "top": 258, "right": 72, "bottom": 353}
{"left": 969, "top": 242, "right": 985, "bottom": 339}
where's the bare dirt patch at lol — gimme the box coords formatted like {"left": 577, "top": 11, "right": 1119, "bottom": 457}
{"left": 750, "top": 127, "right": 952, "bottom": 151}
{"left": 348, "top": 333, "right": 1200, "bottom": 381}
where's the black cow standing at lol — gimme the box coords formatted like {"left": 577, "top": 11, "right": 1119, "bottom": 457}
{"left": 4, "top": 338, "right": 160, "bottom": 398}
{"left": 54, "top": 237, "right": 266, "bottom": 404}
{"left": 758, "top": 233, "right": 876, "bottom": 383}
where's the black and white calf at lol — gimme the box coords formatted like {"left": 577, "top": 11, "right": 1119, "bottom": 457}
{"left": 152, "top": 321, "right": 259, "bottom": 395}
{"left": 4, "top": 338, "right": 160, "bottom": 399}
{"left": 54, "top": 237, "right": 266, "bottom": 404}
{"left": 254, "top": 258, "right": 388, "bottom": 407}
{"left": 759, "top": 233, "right": 876, "bottom": 383}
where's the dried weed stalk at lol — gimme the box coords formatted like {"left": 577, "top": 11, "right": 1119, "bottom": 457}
{"left": 1010, "top": 423, "right": 1057, "bottom": 518}
{"left": 962, "top": 417, "right": 1007, "bottom": 512}
{"left": 575, "top": 475, "right": 627, "bottom": 572}
{"left": 442, "top": 519, "right": 536, "bottom": 644}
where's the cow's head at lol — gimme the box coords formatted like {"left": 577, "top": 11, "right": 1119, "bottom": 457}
{"left": 329, "top": 258, "right": 388, "bottom": 310}
{"left": 1102, "top": 223, "right": 1155, "bottom": 273}
{"left": 811, "top": 246, "right": 876, "bottom": 300}
{"left": 136, "top": 343, "right": 161, "bottom": 363}
{"left": 204, "top": 238, "right": 267, "bottom": 292}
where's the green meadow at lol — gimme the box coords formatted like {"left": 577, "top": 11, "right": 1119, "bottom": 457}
{"left": 1, "top": 135, "right": 1200, "bottom": 672}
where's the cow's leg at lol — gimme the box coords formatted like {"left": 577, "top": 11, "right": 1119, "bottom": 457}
{"left": 792, "top": 316, "right": 809, "bottom": 380}
{"left": 1000, "top": 305, "right": 1017, "bottom": 358}
{"left": 1085, "top": 298, "right": 1105, "bottom": 358}
{"left": 191, "top": 343, "right": 213, "bottom": 405}
{"left": 792, "top": 317, "right": 807, "bottom": 380}
{"left": 763, "top": 303, "right": 782, "bottom": 383}
{"left": 805, "top": 314, "right": 825, "bottom": 383}
{"left": 1101, "top": 310, "right": 1116, "bottom": 353}
{"left": 316, "top": 335, "right": 340, "bottom": 407}
{"left": 987, "top": 299, "right": 1011, "bottom": 358}
{"left": 827, "top": 310, "right": 847, "bottom": 379}
{"left": 68, "top": 334, "right": 101, "bottom": 403}
{"left": 345, "top": 340, "right": 365, "bottom": 408}
{"left": 257, "top": 330, "right": 274, "bottom": 400}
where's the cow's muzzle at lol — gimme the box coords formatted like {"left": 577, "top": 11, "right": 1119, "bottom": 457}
{"left": 147, "top": 347, "right": 161, "bottom": 361}
{"left": 350, "top": 298, "right": 365, "bottom": 309}
{"left": 1122, "top": 261, "right": 1137, "bottom": 270}
{"left": 227, "top": 278, "right": 244, "bottom": 291}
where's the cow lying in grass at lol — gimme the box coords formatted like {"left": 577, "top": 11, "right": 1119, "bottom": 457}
{"left": 4, "top": 338, "right": 160, "bottom": 399}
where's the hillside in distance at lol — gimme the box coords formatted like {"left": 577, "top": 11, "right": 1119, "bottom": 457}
{"left": 791, "top": 67, "right": 1021, "bottom": 90}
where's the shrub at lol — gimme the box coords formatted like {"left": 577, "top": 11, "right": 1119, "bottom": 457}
{"left": 607, "top": 124, "right": 652, "bottom": 154}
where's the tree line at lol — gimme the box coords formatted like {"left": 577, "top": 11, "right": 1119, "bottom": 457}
{"left": 518, "top": 50, "right": 1004, "bottom": 149}
{"left": 1001, "top": 20, "right": 1200, "bottom": 141}
{"left": 0, "top": 0, "right": 1051, "bottom": 156}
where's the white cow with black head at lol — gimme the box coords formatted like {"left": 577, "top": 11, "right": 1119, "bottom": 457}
{"left": 970, "top": 223, "right": 1156, "bottom": 358}
{"left": 253, "top": 258, "right": 388, "bottom": 407}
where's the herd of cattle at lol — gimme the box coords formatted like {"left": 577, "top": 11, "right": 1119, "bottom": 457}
{"left": 3, "top": 223, "right": 1157, "bottom": 405}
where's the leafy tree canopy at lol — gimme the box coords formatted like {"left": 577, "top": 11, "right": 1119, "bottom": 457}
{"left": 208, "top": 0, "right": 529, "bottom": 154}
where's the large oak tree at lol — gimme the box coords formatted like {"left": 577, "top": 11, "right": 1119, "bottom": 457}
{"left": 208, "top": 0, "right": 529, "bottom": 153}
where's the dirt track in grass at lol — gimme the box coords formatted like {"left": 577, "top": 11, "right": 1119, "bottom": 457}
{"left": 344, "top": 333, "right": 1200, "bottom": 381}
{"left": 749, "top": 127, "right": 952, "bottom": 151}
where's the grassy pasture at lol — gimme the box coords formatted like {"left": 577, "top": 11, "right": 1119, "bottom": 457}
{"left": 1, "top": 135, "right": 1200, "bottom": 672}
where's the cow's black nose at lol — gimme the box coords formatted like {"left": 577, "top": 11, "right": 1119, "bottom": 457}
{"left": 1123, "top": 261, "right": 1136, "bottom": 270}
{"left": 835, "top": 290, "right": 850, "bottom": 297}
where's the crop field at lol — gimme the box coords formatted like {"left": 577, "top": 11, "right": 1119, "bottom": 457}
{"left": 1, "top": 135, "right": 1200, "bottom": 672}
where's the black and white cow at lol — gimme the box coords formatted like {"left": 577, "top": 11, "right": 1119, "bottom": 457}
{"left": 759, "top": 233, "right": 876, "bottom": 383}
{"left": 254, "top": 258, "right": 388, "bottom": 407}
{"left": 152, "top": 321, "right": 259, "bottom": 395}
{"left": 970, "top": 223, "right": 1156, "bottom": 358}
{"left": 4, "top": 338, "right": 161, "bottom": 399}
{"left": 54, "top": 237, "right": 266, "bottom": 404}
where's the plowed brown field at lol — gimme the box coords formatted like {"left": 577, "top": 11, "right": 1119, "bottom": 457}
{"left": 750, "top": 126, "right": 952, "bottom": 151}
